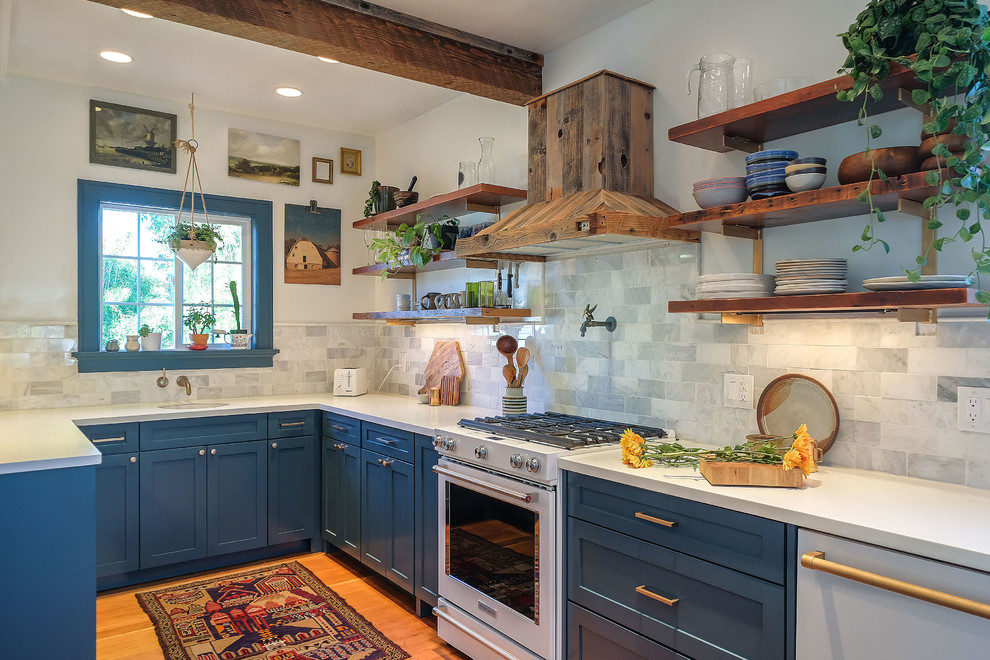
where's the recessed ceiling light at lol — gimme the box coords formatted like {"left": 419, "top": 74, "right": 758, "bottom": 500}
{"left": 100, "top": 50, "right": 133, "bottom": 63}
{"left": 317, "top": 56, "right": 339, "bottom": 64}
{"left": 276, "top": 87, "right": 303, "bottom": 97}
{"left": 121, "top": 8, "right": 153, "bottom": 18}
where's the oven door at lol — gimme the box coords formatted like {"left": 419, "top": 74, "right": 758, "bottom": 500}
{"left": 435, "top": 457, "right": 556, "bottom": 660}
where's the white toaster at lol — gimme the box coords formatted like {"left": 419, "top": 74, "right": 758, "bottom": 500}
{"left": 333, "top": 367, "right": 368, "bottom": 396}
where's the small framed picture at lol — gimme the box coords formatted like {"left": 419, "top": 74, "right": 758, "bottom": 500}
{"left": 90, "top": 100, "right": 177, "bottom": 173}
{"left": 312, "top": 157, "right": 334, "bottom": 184}
{"left": 340, "top": 147, "right": 362, "bottom": 176}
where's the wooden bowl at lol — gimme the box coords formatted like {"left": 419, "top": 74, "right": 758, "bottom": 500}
{"left": 392, "top": 191, "right": 419, "bottom": 207}
{"left": 921, "top": 153, "right": 964, "bottom": 171}
{"left": 919, "top": 134, "right": 968, "bottom": 159}
{"left": 837, "top": 147, "right": 921, "bottom": 185}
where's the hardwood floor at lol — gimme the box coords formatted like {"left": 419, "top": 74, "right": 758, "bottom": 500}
{"left": 96, "top": 551, "right": 468, "bottom": 660}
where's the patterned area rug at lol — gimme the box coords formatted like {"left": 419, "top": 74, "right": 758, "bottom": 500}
{"left": 136, "top": 561, "right": 410, "bottom": 660}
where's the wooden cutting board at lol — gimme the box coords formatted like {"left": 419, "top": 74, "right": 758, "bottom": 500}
{"left": 699, "top": 461, "right": 805, "bottom": 488}
{"left": 418, "top": 341, "right": 465, "bottom": 396}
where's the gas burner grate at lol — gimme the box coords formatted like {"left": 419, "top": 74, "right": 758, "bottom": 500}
{"left": 458, "top": 412, "right": 667, "bottom": 449}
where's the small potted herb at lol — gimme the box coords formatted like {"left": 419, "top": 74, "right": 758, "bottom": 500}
{"left": 183, "top": 308, "right": 217, "bottom": 348}
{"left": 138, "top": 323, "right": 162, "bottom": 351}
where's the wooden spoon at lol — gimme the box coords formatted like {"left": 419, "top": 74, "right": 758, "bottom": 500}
{"left": 511, "top": 347, "right": 530, "bottom": 387}
{"left": 503, "top": 364, "right": 517, "bottom": 387}
{"left": 517, "top": 364, "right": 530, "bottom": 387}
{"left": 495, "top": 334, "right": 518, "bottom": 367}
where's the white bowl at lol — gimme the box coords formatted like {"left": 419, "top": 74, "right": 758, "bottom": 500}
{"left": 693, "top": 185, "right": 748, "bottom": 208}
{"left": 785, "top": 172, "right": 826, "bottom": 192}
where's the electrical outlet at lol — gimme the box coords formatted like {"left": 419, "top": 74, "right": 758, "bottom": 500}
{"left": 724, "top": 374, "right": 755, "bottom": 409}
{"left": 957, "top": 386, "right": 990, "bottom": 432}
{"left": 398, "top": 351, "right": 406, "bottom": 371}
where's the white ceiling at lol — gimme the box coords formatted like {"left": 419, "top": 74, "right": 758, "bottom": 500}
{"left": 4, "top": 0, "right": 650, "bottom": 136}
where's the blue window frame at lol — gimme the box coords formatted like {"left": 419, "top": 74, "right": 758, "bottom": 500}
{"left": 75, "top": 180, "right": 277, "bottom": 372}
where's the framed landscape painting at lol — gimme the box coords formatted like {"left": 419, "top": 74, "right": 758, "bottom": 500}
{"left": 228, "top": 128, "right": 300, "bottom": 186}
{"left": 89, "top": 100, "right": 177, "bottom": 173}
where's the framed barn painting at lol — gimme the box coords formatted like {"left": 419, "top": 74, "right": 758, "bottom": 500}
{"left": 284, "top": 203, "right": 341, "bottom": 285}
{"left": 89, "top": 100, "right": 177, "bottom": 173}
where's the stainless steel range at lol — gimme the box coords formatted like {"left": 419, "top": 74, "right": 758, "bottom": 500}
{"left": 431, "top": 412, "right": 671, "bottom": 660}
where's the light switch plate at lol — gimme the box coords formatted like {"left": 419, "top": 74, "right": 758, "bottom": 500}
{"left": 724, "top": 374, "right": 755, "bottom": 409}
{"left": 957, "top": 386, "right": 990, "bottom": 433}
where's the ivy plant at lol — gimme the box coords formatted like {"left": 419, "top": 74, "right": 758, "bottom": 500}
{"left": 836, "top": 0, "right": 990, "bottom": 306}
{"left": 369, "top": 213, "right": 458, "bottom": 281}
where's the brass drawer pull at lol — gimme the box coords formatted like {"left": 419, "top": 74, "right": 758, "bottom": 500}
{"left": 280, "top": 421, "right": 306, "bottom": 428}
{"left": 635, "top": 511, "right": 678, "bottom": 528}
{"left": 636, "top": 585, "right": 679, "bottom": 606}
{"left": 333, "top": 443, "right": 346, "bottom": 451}
{"left": 372, "top": 436, "right": 397, "bottom": 445}
{"left": 801, "top": 551, "right": 990, "bottom": 620}
{"left": 92, "top": 436, "right": 127, "bottom": 444}
{"left": 330, "top": 424, "right": 349, "bottom": 433}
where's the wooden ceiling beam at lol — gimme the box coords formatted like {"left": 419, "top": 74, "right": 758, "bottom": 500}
{"left": 88, "top": 0, "right": 543, "bottom": 105}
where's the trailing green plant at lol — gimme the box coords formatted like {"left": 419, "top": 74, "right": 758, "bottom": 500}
{"left": 369, "top": 213, "right": 458, "bottom": 281}
{"left": 182, "top": 308, "right": 217, "bottom": 335}
{"left": 364, "top": 180, "right": 381, "bottom": 218}
{"left": 229, "top": 281, "right": 243, "bottom": 331}
{"left": 158, "top": 221, "right": 224, "bottom": 252}
{"left": 837, "top": 0, "right": 990, "bottom": 307}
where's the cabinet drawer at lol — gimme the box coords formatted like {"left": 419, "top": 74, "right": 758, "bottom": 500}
{"left": 567, "top": 472, "right": 786, "bottom": 583}
{"left": 362, "top": 422, "right": 414, "bottom": 462}
{"left": 323, "top": 412, "right": 360, "bottom": 444}
{"left": 78, "top": 421, "right": 139, "bottom": 455}
{"left": 568, "top": 602, "right": 688, "bottom": 660}
{"left": 140, "top": 414, "right": 267, "bottom": 451}
{"left": 268, "top": 410, "right": 317, "bottom": 438}
{"left": 569, "top": 518, "right": 786, "bottom": 660}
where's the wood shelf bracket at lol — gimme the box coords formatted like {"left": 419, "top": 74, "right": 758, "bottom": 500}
{"left": 897, "top": 308, "right": 937, "bottom": 324}
{"left": 722, "top": 134, "right": 764, "bottom": 153}
{"left": 720, "top": 312, "right": 764, "bottom": 326}
{"left": 897, "top": 198, "right": 938, "bottom": 276}
{"left": 898, "top": 87, "right": 932, "bottom": 115}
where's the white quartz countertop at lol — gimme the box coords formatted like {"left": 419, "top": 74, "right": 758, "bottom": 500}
{"left": 559, "top": 451, "right": 990, "bottom": 573}
{"left": 0, "top": 393, "right": 497, "bottom": 475}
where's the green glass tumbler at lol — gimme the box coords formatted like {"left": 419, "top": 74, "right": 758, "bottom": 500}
{"left": 465, "top": 282, "right": 480, "bottom": 308}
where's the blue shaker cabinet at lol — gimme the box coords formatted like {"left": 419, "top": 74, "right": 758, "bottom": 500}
{"left": 322, "top": 412, "right": 363, "bottom": 560}
{"left": 360, "top": 446, "right": 415, "bottom": 593}
{"left": 268, "top": 433, "right": 319, "bottom": 545}
{"left": 208, "top": 440, "right": 268, "bottom": 556}
{"left": 413, "top": 432, "right": 440, "bottom": 616}
{"left": 140, "top": 446, "right": 209, "bottom": 568}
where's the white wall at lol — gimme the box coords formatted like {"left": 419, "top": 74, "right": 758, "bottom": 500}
{"left": 0, "top": 74, "right": 376, "bottom": 323}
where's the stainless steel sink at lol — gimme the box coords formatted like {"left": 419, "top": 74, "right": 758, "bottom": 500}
{"left": 158, "top": 401, "right": 230, "bottom": 410}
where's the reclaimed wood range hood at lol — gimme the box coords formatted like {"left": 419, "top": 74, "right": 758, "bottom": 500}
{"left": 456, "top": 70, "right": 700, "bottom": 257}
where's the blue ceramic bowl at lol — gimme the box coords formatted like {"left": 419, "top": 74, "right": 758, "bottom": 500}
{"left": 789, "top": 156, "right": 827, "bottom": 166}
{"left": 746, "top": 149, "right": 799, "bottom": 164}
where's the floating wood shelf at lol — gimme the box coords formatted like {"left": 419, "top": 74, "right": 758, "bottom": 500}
{"left": 352, "top": 183, "right": 527, "bottom": 230}
{"left": 666, "top": 171, "right": 938, "bottom": 233}
{"left": 353, "top": 307, "right": 533, "bottom": 326}
{"left": 351, "top": 250, "right": 545, "bottom": 278}
{"left": 668, "top": 63, "right": 928, "bottom": 153}
{"left": 668, "top": 288, "right": 980, "bottom": 315}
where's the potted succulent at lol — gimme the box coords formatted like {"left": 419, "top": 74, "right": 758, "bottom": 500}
{"left": 183, "top": 308, "right": 217, "bottom": 348}
{"left": 138, "top": 323, "right": 162, "bottom": 351}
{"left": 228, "top": 281, "right": 251, "bottom": 349}
{"left": 836, "top": 0, "right": 990, "bottom": 304}
{"left": 369, "top": 214, "right": 459, "bottom": 280}
{"left": 159, "top": 221, "right": 224, "bottom": 270}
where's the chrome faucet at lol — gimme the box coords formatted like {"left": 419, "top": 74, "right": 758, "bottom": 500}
{"left": 176, "top": 375, "right": 192, "bottom": 396}
{"left": 580, "top": 304, "right": 617, "bottom": 337}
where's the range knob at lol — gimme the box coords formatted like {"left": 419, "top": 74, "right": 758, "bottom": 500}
{"left": 432, "top": 435, "right": 444, "bottom": 450}
{"left": 444, "top": 437, "right": 457, "bottom": 451}
{"left": 474, "top": 445, "right": 488, "bottom": 460}
{"left": 509, "top": 453, "right": 525, "bottom": 469}
{"left": 525, "top": 457, "right": 542, "bottom": 473}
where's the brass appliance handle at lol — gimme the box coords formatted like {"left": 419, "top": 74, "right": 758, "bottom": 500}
{"left": 635, "top": 584, "right": 679, "bottom": 606}
{"left": 801, "top": 551, "right": 990, "bottom": 620}
{"left": 432, "top": 465, "right": 533, "bottom": 503}
{"left": 635, "top": 511, "right": 678, "bottom": 528}
{"left": 432, "top": 606, "right": 523, "bottom": 660}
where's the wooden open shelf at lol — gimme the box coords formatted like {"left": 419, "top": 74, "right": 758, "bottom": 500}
{"left": 353, "top": 307, "right": 533, "bottom": 326}
{"left": 668, "top": 63, "right": 928, "bottom": 153}
{"left": 668, "top": 288, "right": 980, "bottom": 315}
{"left": 353, "top": 183, "right": 527, "bottom": 230}
{"left": 352, "top": 250, "right": 544, "bottom": 278}
{"left": 666, "top": 171, "right": 938, "bottom": 233}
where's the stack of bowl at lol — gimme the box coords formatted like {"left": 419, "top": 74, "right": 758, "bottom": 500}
{"left": 785, "top": 157, "right": 827, "bottom": 192}
{"left": 692, "top": 176, "right": 748, "bottom": 209}
{"left": 745, "top": 149, "right": 798, "bottom": 199}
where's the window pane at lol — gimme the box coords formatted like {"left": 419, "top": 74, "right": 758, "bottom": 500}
{"left": 103, "top": 257, "right": 138, "bottom": 303}
{"left": 102, "top": 304, "right": 138, "bottom": 344}
{"left": 139, "top": 259, "right": 175, "bottom": 303}
{"left": 139, "top": 305, "right": 175, "bottom": 349}
{"left": 102, "top": 209, "right": 138, "bottom": 257}
{"left": 139, "top": 212, "right": 176, "bottom": 259}
{"left": 183, "top": 261, "right": 213, "bottom": 305}
{"left": 214, "top": 222, "right": 243, "bottom": 262}
{"left": 213, "top": 307, "right": 237, "bottom": 334}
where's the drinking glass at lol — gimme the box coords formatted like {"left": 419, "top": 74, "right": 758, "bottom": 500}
{"left": 478, "top": 281, "right": 495, "bottom": 308}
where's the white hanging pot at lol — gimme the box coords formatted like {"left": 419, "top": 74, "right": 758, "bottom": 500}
{"left": 174, "top": 240, "right": 216, "bottom": 270}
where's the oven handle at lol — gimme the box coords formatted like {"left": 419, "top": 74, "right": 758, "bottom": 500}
{"left": 432, "top": 605, "right": 525, "bottom": 660}
{"left": 432, "top": 465, "right": 533, "bottom": 503}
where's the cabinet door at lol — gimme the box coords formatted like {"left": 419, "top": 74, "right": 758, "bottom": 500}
{"left": 386, "top": 455, "right": 415, "bottom": 593}
{"left": 361, "top": 449, "right": 414, "bottom": 593}
{"left": 322, "top": 438, "right": 362, "bottom": 560}
{"left": 96, "top": 452, "right": 140, "bottom": 577}
{"left": 414, "top": 433, "right": 439, "bottom": 610}
{"left": 268, "top": 435, "right": 318, "bottom": 545}
{"left": 140, "top": 446, "right": 207, "bottom": 568}
{"left": 208, "top": 440, "right": 267, "bottom": 556}
{"left": 361, "top": 450, "right": 389, "bottom": 575}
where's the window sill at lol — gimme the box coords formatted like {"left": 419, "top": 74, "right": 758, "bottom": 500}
{"left": 72, "top": 348, "right": 280, "bottom": 373}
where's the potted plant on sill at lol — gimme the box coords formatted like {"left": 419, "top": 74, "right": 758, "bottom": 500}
{"left": 837, "top": 0, "right": 990, "bottom": 307}
{"left": 183, "top": 308, "right": 217, "bottom": 349}
{"left": 369, "top": 213, "right": 459, "bottom": 280}
{"left": 138, "top": 323, "right": 162, "bottom": 351}
{"left": 227, "top": 281, "right": 251, "bottom": 349}
{"left": 159, "top": 221, "right": 224, "bottom": 270}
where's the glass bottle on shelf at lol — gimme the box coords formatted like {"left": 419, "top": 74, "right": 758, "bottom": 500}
{"left": 477, "top": 137, "right": 495, "bottom": 184}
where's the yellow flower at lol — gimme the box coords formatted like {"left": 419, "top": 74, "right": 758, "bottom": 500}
{"left": 781, "top": 425, "right": 817, "bottom": 477}
{"left": 621, "top": 429, "right": 651, "bottom": 468}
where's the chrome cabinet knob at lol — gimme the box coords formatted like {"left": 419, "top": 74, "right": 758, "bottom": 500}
{"left": 526, "top": 457, "right": 541, "bottom": 473}
{"left": 474, "top": 445, "right": 488, "bottom": 460}
{"left": 510, "top": 453, "right": 524, "bottom": 469}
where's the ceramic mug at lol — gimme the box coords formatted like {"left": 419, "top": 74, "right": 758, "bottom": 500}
{"left": 442, "top": 292, "right": 461, "bottom": 309}
{"left": 420, "top": 292, "right": 442, "bottom": 310}
{"left": 230, "top": 332, "right": 252, "bottom": 349}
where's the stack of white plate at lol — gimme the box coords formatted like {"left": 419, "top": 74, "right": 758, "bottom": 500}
{"left": 696, "top": 273, "right": 775, "bottom": 299}
{"left": 775, "top": 259, "right": 848, "bottom": 295}
{"left": 863, "top": 274, "right": 973, "bottom": 291}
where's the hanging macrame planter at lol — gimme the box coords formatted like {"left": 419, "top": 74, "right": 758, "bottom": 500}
{"left": 166, "top": 94, "right": 221, "bottom": 270}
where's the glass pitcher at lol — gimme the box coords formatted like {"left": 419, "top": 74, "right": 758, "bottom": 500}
{"left": 686, "top": 52, "right": 735, "bottom": 118}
